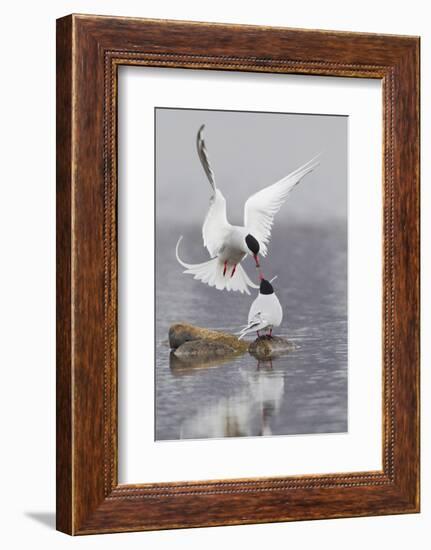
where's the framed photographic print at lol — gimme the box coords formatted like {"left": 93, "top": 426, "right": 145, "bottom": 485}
{"left": 56, "top": 14, "right": 420, "bottom": 534}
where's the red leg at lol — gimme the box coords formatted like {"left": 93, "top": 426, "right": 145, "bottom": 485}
{"left": 223, "top": 261, "right": 227, "bottom": 276}
{"left": 231, "top": 264, "right": 237, "bottom": 277}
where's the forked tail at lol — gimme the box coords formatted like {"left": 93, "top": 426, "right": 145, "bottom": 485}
{"left": 236, "top": 313, "right": 266, "bottom": 340}
{"left": 175, "top": 236, "right": 258, "bottom": 294}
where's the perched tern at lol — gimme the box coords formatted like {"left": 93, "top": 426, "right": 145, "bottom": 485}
{"left": 176, "top": 125, "right": 319, "bottom": 294}
{"left": 237, "top": 277, "right": 283, "bottom": 339}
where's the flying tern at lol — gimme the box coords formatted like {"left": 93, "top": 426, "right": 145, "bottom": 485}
{"left": 176, "top": 125, "right": 319, "bottom": 294}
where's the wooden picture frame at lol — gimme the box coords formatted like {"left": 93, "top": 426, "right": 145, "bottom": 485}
{"left": 56, "top": 14, "right": 420, "bottom": 535}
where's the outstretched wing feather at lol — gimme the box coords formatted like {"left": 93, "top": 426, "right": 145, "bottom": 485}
{"left": 244, "top": 155, "right": 320, "bottom": 256}
{"left": 196, "top": 124, "right": 216, "bottom": 191}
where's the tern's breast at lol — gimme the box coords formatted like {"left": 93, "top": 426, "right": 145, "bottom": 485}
{"left": 218, "top": 227, "right": 248, "bottom": 264}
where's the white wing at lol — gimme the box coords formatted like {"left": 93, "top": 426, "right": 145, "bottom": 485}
{"left": 243, "top": 155, "right": 320, "bottom": 256}
{"left": 196, "top": 125, "right": 231, "bottom": 257}
{"left": 202, "top": 189, "right": 230, "bottom": 257}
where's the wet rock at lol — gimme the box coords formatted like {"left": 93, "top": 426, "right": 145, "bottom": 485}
{"left": 249, "top": 335, "right": 295, "bottom": 360}
{"left": 173, "top": 339, "right": 238, "bottom": 358}
{"left": 172, "top": 336, "right": 246, "bottom": 364}
{"left": 169, "top": 323, "right": 248, "bottom": 353}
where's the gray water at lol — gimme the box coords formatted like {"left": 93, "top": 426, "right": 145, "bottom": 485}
{"left": 155, "top": 223, "right": 347, "bottom": 441}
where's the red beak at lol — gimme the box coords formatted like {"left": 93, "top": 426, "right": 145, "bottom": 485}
{"left": 254, "top": 254, "right": 260, "bottom": 268}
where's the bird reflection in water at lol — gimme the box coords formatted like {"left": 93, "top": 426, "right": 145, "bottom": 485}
{"left": 169, "top": 353, "right": 284, "bottom": 439}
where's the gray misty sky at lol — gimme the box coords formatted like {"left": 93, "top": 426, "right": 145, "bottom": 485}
{"left": 155, "top": 107, "right": 347, "bottom": 228}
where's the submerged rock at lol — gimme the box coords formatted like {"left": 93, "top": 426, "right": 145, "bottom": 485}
{"left": 169, "top": 323, "right": 248, "bottom": 353}
{"left": 170, "top": 351, "right": 240, "bottom": 373}
{"left": 173, "top": 339, "right": 239, "bottom": 359}
{"left": 249, "top": 335, "right": 295, "bottom": 360}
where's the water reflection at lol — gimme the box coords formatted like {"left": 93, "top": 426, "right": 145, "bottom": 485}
{"left": 170, "top": 353, "right": 285, "bottom": 439}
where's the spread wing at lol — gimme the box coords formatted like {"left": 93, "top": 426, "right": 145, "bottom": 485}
{"left": 243, "top": 155, "right": 320, "bottom": 256}
{"left": 197, "top": 125, "right": 230, "bottom": 257}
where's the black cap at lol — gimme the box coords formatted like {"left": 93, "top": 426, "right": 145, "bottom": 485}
{"left": 259, "top": 279, "right": 274, "bottom": 295}
{"left": 245, "top": 234, "right": 260, "bottom": 255}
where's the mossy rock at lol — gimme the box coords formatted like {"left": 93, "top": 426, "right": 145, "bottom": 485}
{"left": 169, "top": 323, "right": 248, "bottom": 353}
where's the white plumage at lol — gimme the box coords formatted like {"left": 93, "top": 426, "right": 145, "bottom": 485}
{"left": 243, "top": 155, "right": 321, "bottom": 257}
{"left": 176, "top": 236, "right": 257, "bottom": 294}
{"left": 237, "top": 279, "right": 283, "bottom": 339}
{"left": 176, "top": 125, "right": 320, "bottom": 293}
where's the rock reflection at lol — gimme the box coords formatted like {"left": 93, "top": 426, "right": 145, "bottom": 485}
{"left": 169, "top": 354, "right": 285, "bottom": 439}
{"left": 169, "top": 351, "right": 244, "bottom": 374}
